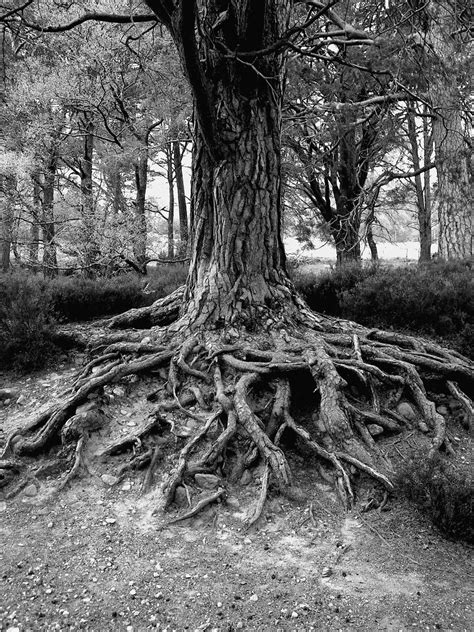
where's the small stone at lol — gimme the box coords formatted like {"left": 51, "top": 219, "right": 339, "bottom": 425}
{"left": 397, "top": 402, "right": 417, "bottom": 421}
{"left": 437, "top": 405, "right": 449, "bottom": 416}
{"left": 249, "top": 594, "right": 258, "bottom": 602}
{"left": 0, "top": 501, "right": 7, "bottom": 512}
{"left": 418, "top": 421, "right": 429, "bottom": 433}
{"left": 367, "top": 424, "right": 384, "bottom": 436}
{"left": 291, "top": 612, "right": 299, "bottom": 619}
{"left": 236, "top": 623, "right": 244, "bottom": 630}
{"left": 240, "top": 469, "right": 252, "bottom": 485}
{"left": 113, "top": 386, "right": 126, "bottom": 397}
{"left": 244, "top": 537, "right": 252, "bottom": 545}
{"left": 226, "top": 496, "right": 240, "bottom": 510}
{"left": 6, "top": 627, "right": 20, "bottom": 632}
{"left": 16, "top": 394, "right": 26, "bottom": 405}
{"left": 321, "top": 567, "right": 333, "bottom": 578}
{"left": 121, "top": 482, "right": 132, "bottom": 492}
{"left": 194, "top": 473, "right": 220, "bottom": 489}
{"left": 105, "top": 518, "right": 116, "bottom": 524}
{"left": 76, "top": 401, "right": 97, "bottom": 415}
{"left": 101, "top": 474, "right": 119, "bottom": 486}
{"left": 23, "top": 483, "right": 38, "bottom": 497}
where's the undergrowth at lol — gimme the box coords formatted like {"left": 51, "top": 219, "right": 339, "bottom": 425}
{"left": 395, "top": 451, "right": 474, "bottom": 543}
{"left": 293, "top": 260, "right": 473, "bottom": 358}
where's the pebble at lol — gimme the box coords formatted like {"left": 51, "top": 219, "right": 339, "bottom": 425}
{"left": 397, "top": 402, "right": 417, "bottom": 421}
{"left": 121, "top": 482, "right": 132, "bottom": 491}
{"left": 194, "top": 473, "right": 221, "bottom": 489}
{"left": 105, "top": 518, "right": 116, "bottom": 525}
{"left": 0, "top": 501, "right": 7, "bottom": 512}
{"left": 101, "top": 474, "right": 119, "bottom": 486}
{"left": 322, "top": 567, "right": 333, "bottom": 578}
{"left": 249, "top": 594, "right": 258, "bottom": 602}
{"left": 23, "top": 484, "right": 38, "bottom": 498}
{"left": 367, "top": 424, "right": 384, "bottom": 436}
{"left": 240, "top": 470, "right": 252, "bottom": 485}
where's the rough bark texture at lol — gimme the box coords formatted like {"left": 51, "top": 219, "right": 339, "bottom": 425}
{"left": 0, "top": 175, "right": 15, "bottom": 272}
{"left": 29, "top": 174, "right": 41, "bottom": 267}
{"left": 80, "top": 113, "right": 99, "bottom": 275}
{"left": 166, "top": 143, "right": 175, "bottom": 259}
{"left": 133, "top": 147, "right": 148, "bottom": 272}
{"left": 173, "top": 140, "right": 188, "bottom": 255}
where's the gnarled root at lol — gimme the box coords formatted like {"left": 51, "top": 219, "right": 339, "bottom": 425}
{"left": 1, "top": 311, "right": 472, "bottom": 525}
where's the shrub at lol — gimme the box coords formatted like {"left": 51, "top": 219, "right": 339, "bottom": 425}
{"left": 48, "top": 274, "right": 149, "bottom": 322}
{"left": 293, "top": 260, "right": 474, "bottom": 357}
{"left": 395, "top": 452, "right": 474, "bottom": 543}
{"left": 0, "top": 273, "right": 58, "bottom": 370}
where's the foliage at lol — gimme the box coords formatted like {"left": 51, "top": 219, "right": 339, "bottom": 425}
{"left": 0, "top": 273, "right": 58, "bottom": 370}
{"left": 293, "top": 261, "right": 474, "bottom": 357}
{"left": 395, "top": 451, "right": 474, "bottom": 543}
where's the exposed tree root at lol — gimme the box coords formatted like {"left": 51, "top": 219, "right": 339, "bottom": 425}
{"left": 1, "top": 300, "right": 472, "bottom": 526}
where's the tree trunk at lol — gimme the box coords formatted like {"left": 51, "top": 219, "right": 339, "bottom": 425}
{"left": 407, "top": 108, "right": 433, "bottom": 263}
{"left": 0, "top": 175, "right": 15, "bottom": 272}
{"left": 434, "top": 105, "right": 471, "bottom": 259}
{"left": 151, "top": 0, "right": 297, "bottom": 328}
{"left": 42, "top": 153, "right": 58, "bottom": 278}
{"left": 133, "top": 147, "right": 148, "bottom": 273}
{"left": 80, "top": 113, "right": 99, "bottom": 276}
{"left": 331, "top": 210, "right": 361, "bottom": 266}
{"left": 428, "top": 3, "right": 472, "bottom": 260}
{"left": 166, "top": 143, "right": 175, "bottom": 259}
{"left": 29, "top": 174, "right": 41, "bottom": 267}
{"left": 173, "top": 140, "right": 188, "bottom": 254}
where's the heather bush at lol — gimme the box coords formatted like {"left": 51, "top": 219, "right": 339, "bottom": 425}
{"left": 396, "top": 451, "right": 474, "bottom": 543}
{"left": 0, "top": 273, "right": 58, "bottom": 370}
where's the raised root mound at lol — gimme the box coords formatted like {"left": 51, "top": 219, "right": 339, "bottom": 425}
{"left": 1, "top": 295, "right": 472, "bottom": 524}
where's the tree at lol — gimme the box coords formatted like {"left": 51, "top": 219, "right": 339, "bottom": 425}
{"left": 0, "top": 1, "right": 472, "bottom": 522}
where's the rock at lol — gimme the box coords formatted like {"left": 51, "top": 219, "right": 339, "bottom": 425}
{"left": 396, "top": 402, "right": 417, "bottom": 421}
{"left": 249, "top": 594, "right": 258, "bottom": 602}
{"left": 0, "top": 501, "right": 7, "bottom": 512}
{"left": 437, "top": 405, "right": 449, "bottom": 416}
{"left": 367, "top": 424, "right": 384, "bottom": 436}
{"left": 113, "top": 386, "right": 126, "bottom": 397}
{"left": 105, "top": 518, "right": 116, "bottom": 524}
{"left": 76, "top": 401, "right": 97, "bottom": 415}
{"left": 226, "top": 496, "right": 240, "bottom": 510}
{"left": 23, "top": 484, "right": 38, "bottom": 497}
{"left": 194, "top": 473, "right": 221, "bottom": 489}
{"left": 418, "top": 421, "right": 429, "bottom": 433}
{"left": 240, "top": 469, "right": 252, "bottom": 485}
{"left": 174, "top": 486, "right": 188, "bottom": 507}
{"left": 16, "top": 394, "right": 26, "bottom": 405}
{"left": 121, "top": 481, "right": 132, "bottom": 492}
{"left": 101, "top": 474, "right": 119, "bottom": 487}
{"left": 321, "top": 566, "right": 333, "bottom": 578}
{"left": 0, "top": 388, "right": 19, "bottom": 401}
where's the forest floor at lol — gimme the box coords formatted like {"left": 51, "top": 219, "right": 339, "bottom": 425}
{"left": 0, "top": 344, "right": 473, "bottom": 632}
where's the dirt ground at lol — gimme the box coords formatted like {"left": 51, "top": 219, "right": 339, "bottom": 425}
{"left": 1, "top": 353, "right": 473, "bottom": 632}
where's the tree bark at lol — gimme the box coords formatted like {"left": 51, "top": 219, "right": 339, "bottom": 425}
{"left": 80, "top": 113, "right": 99, "bottom": 275}
{"left": 173, "top": 140, "right": 188, "bottom": 254}
{"left": 133, "top": 147, "right": 148, "bottom": 273}
{"left": 0, "top": 175, "right": 15, "bottom": 272}
{"left": 331, "top": 209, "right": 362, "bottom": 266}
{"left": 41, "top": 152, "right": 58, "bottom": 278}
{"left": 145, "top": 0, "right": 296, "bottom": 328}
{"left": 166, "top": 143, "right": 175, "bottom": 259}
{"left": 407, "top": 107, "right": 433, "bottom": 263}
{"left": 29, "top": 174, "right": 41, "bottom": 267}
{"left": 428, "top": 3, "right": 472, "bottom": 260}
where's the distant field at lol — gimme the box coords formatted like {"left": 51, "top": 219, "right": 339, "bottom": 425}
{"left": 284, "top": 238, "right": 423, "bottom": 263}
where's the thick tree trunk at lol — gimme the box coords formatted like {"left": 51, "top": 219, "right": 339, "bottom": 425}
{"left": 133, "top": 147, "right": 148, "bottom": 273}
{"left": 166, "top": 143, "right": 175, "bottom": 259}
{"left": 41, "top": 154, "right": 58, "bottom": 278}
{"left": 331, "top": 210, "right": 361, "bottom": 266}
{"left": 173, "top": 140, "right": 188, "bottom": 255}
{"left": 80, "top": 114, "right": 99, "bottom": 276}
{"left": 434, "top": 106, "right": 471, "bottom": 259}
{"left": 428, "top": 3, "right": 472, "bottom": 260}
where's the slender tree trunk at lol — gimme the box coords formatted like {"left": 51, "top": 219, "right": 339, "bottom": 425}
{"left": 166, "top": 143, "right": 175, "bottom": 259}
{"left": 407, "top": 108, "right": 433, "bottom": 262}
{"left": 0, "top": 175, "right": 15, "bottom": 272}
{"left": 42, "top": 153, "right": 58, "bottom": 278}
{"left": 29, "top": 174, "right": 41, "bottom": 267}
{"left": 80, "top": 113, "right": 99, "bottom": 276}
{"left": 133, "top": 147, "right": 148, "bottom": 274}
{"left": 173, "top": 140, "right": 188, "bottom": 254}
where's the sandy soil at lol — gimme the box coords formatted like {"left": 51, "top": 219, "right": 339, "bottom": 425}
{"left": 1, "top": 356, "right": 473, "bottom": 632}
